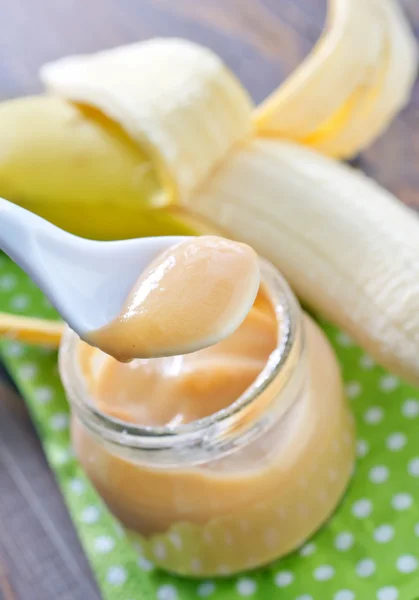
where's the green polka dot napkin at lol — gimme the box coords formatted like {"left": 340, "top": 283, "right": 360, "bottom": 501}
{"left": 1, "top": 251, "right": 419, "bottom": 600}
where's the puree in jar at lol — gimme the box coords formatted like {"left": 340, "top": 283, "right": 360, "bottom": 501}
{"left": 69, "top": 269, "right": 355, "bottom": 575}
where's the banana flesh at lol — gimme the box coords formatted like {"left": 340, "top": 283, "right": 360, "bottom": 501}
{"left": 1, "top": 1, "right": 418, "bottom": 384}
{"left": 40, "top": 38, "right": 254, "bottom": 201}
{"left": 188, "top": 139, "right": 419, "bottom": 384}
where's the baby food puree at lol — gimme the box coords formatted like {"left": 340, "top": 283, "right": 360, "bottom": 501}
{"left": 60, "top": 240, "right": 354, "bottom": 576}
{"left": 86, "top": 236, "right": 260, "bottom": 361}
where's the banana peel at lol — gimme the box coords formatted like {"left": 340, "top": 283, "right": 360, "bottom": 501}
{"left": 1, "top": 0, "right": 419, "bottom": 385}
{"left": 0, "top": 313, "right": 64, "bottom": 346}
{"left": 0, "top": 95, "right": 194, "bottom": 240}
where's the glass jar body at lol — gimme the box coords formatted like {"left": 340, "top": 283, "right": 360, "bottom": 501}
{"left": 60, "top": 265, "right": 355, "bottom": 576}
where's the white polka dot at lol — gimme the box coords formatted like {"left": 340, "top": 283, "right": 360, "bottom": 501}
{"left": 334, "top": 591, "right": 355, "bottom": 600}
{"left": 386, "top": 432, "right": 407, "bottom": 451}
{"left": 296, "top": 596, "right": 313, "bottom": 600}
{"left": 369, "top": 465, "right": 389, "bottom": 484}
{"left": 356, "top": 558, "right": 376, "bottom": 577}
{"left": 153, "top": 541, "right": 167, "bottom": 560}
{"left": 334, "top": 532, "right": 354, "bottom": 551}
{"left": 274, "top": 571, "right": 294, "bottom": 587}
{"left": 137, "top": 556, "right": 154, "bottom": 571}
{"left": 345, "top": 381, "right": 362, "bottom": 399}
{"left": 379, "top": 375, "right": 399, "bottom": 392}
{"left": 81, "top": 506, "right": 100, "bottom": 524}
{"left": 356, "top": 439, "right": 369, "bottom": 458}
{"left": 336, "top": 332, "right": 353, "bottom": 347}
{"left": 34, "top": 386, "right": 53, "bottom": 404}
{"left": 4, "top": 342, "right": 25, "bottom": 357}
{"left": 392, "top": 493, "right": 413, "bottom": 511}
{"left": 169, "top": 532, "right": 183, "bottom": 549}
{"left": 402, "top": 398, "right": 419, "bottom": 419}
{"left": 299, "top": 542, "right": 316, "bottom": 557}
{"left": 197, "top": 582, "right": 216, "bottom": 597}
{"left": 0, "top": 274, "right": 17, "bottom": 291}
{"left": 396, "top": 555, "right": 418, "bottom": 573}
{"left": 352, "top": 498, "right": 373, "bottom": 519}
{"left": 49, "top": 413, "right": 69, "bottom": 431}
{"left": 364, "top": 406, "right": 384, "bottom": 424}
{"left": 157, "top": 584, "right": 178, "bottom": 600}
{"left": 360, "top": 354, "right": 375, "bottom": 369}
{"left": 374, "top": 524, "right": 394, "bottom": 543}
{"left": 408, "top": 457, "right": 419, "bottom": 477}
{"left": 51, "top": 447, "right": 72, "bottom": 465}
{"left": 19, "top": 363, "right": 38, "bottom": 380}
{"left": 313, "top": 565, "right": 335, "bottom": 581}
{"left": 106, "top": 566, "right": 126, "bottom": 586}
{"left": 236, "top": 578, "right": 257, "bottom": 596}
{"left": 415, "top": 523, "right": 419, "bottom": 537}
{"left": 69, "top": 478, "right": 85, "bottom": 495}
{"left": 376, "top": 587, "right": 399, "bottom": 600}
{"left": 10, "top": 294, "right": 30, "bottom": 311}
{"left": 94, "top": 536, "right": 115, "bottom": 554}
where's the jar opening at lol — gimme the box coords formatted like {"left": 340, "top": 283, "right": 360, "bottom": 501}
{"left": 59, "top": 259, "right": 302, "bottom": 461}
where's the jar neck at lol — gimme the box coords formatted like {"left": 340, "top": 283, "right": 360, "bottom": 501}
{"left": 59, "top": 259, "right": 305, "bottom": 467}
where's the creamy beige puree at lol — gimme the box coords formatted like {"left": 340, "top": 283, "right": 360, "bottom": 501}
{"left": 61, "top": 248, "right": 355, "bottom": 576}
{"left": 86, "top": 236, "right": 260, "bottom": 361}
{"left": 88, "top": 287, "right": 276, "bottom": 426}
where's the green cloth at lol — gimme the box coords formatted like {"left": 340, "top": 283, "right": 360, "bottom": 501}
{"left": 1, "top": 252, "right": 418, "bottom": 600}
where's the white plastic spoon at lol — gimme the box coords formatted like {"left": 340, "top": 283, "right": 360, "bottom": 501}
{"left": 0, "top": 198, "right": 260, "bottom": 359}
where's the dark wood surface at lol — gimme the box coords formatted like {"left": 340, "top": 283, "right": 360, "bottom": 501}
{"left": 0, "top": 1, "right": 418, "bottom": 598}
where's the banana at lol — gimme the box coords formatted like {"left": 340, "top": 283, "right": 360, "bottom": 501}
{"left": 1, "top": 1, "right": 418, "bottom": 384}
{"left": 187, "top": 139, "right": 419, "bottom": 384}
{"left": 0, "top": 95, "right": 194, "bottom": 240}
{"left": 40, "top": 38, "right": 254, "bottom": 201}
{"left": 0, "top": 313, "right": 64, "bottom": 346}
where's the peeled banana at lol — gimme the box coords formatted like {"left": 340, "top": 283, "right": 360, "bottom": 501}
{"left": 1, "top": 0, "right": 419, "bottom": 385}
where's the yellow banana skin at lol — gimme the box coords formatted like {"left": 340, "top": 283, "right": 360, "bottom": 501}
{"left": 0, "top": 96, "right": 194, "bottom": 240}
{"left": 0, "top": 313, "right": 64, "bottom": 347}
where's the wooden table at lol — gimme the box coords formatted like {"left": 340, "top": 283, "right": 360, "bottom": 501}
{"left": 0, "top": 1, "right": 418, "bottom": 598}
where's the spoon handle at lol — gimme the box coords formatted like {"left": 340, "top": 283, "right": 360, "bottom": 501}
{"left": 0, "top": 198, "right": 48, "bottom": 273}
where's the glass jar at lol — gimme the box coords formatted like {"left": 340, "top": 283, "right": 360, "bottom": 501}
{"left": 59, "top": 260, "right": 355, "bottom": 577}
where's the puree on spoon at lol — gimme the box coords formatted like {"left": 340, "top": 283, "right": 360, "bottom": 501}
{"left": 86, "top": 236, "right": 260, "bottom": 361}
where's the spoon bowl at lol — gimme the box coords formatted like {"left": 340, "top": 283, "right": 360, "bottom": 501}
{"left": 0, "top": 197, "right": 187, "bottom": 336}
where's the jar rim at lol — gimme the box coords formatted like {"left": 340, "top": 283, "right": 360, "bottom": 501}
{"left": 59, "top": 258, "right": 301, "bottom": 459}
